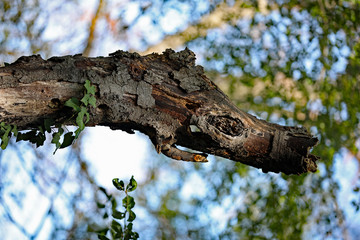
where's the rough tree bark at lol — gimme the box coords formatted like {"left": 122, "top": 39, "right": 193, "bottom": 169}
{"left": 0, "top": 48, "right": 319, "bottom": 175}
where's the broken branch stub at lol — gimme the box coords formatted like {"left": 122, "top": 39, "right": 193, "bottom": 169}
{"left": 0, "top": 48, "right": 319, "bottom": 175}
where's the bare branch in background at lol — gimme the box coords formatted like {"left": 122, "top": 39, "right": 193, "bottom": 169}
{"left": 138, "top": 1, "right": 260, "bottom": 55}
{"left": 83, "top": 0, "right": 105, "bottom": 57}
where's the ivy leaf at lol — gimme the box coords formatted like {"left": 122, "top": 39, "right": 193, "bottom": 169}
{"left": 81, "top": 94, "right": 90, "bottom": 106}
{"left": 11, "top": 125, "right": 18, "bottom": 137}
{"left": 1, "top": 124, "right": 12, "bottom": 149}
{"left": 38, "top": 126, "right": 44, "bottom": 134}
{"left": 76, "top": 107, "right": 89, "bottom": 129}
{"left": 60, "top": 132, "right": 75, "bottom": 148}
{"left": 17, "top": 130, "right": 36, "bottom": 142}
{"left": 74, "top": 107, "right": 89, "bottom": 139}
{"left": 51, "top": 132, "right": 61, "bottom": 145}
{"left": 112, "top": 178, "right": 125, "bottom": 191}
{"left": 14, "top": 130, "right": 45, "bottom": 148}
{"left": 74, "top": 128, "right": 82, "bottom": 139}
{"left": 126, "top": 176, "right": 137, "bottom": 192}
{"left": 84, "top": 79, "right": 96, "bottom": 95}
{"left": 44, "top": 119, "right": 53, "bottom": 133}
{"left": 82, "top": 80, "right": 96, "bottom": 107}
{"left": 1, "top": 134, "right": 10, "bottom": 150}
{"left": 51, "top": 127, "right": 64, "bottom": 154}
{"left": 64, "top": 97, "right": 81, "bottom": 112}
{"left": 89, "top": 96, "right": 96, "bottom": 108}
{"left": 34, "top": 132, "right": 46, "bottom": 147}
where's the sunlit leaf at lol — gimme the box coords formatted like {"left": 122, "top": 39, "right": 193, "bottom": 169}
{"left": 64, "top": 97, "right": 81, "bottom": 112}
{"left": 126, "top": 176, "right": 137, "bottom": 192}
{"left": 112, "top": 178, "right": 125, "bottom": 191}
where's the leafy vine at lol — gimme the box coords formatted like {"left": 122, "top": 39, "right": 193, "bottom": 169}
{"left": 0, "top": 80, "right": 96, "bottom": 153}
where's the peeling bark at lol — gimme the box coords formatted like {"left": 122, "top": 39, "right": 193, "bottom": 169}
{"left": 0, "top": 48, "right": 319, "bottom": 175}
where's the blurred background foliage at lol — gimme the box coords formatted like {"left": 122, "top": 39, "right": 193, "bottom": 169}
{"left": 0, "top": 0, "right": 360, "bottom": 239}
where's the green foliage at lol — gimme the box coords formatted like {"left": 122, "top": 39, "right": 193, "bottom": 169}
{"left": 139, "top": 0, "right": 360, "bottom": 238}
{"left": 0, "top": 80, "right": 96, "bottom": 153}
{"left": 0, "top": 122, "right": 17, "bottom": 149}
{"left": 63, "top": 79, "right": 97, "bottom": 142}
{"left": 89, "top": 176, "right": 139, "bottom": 240}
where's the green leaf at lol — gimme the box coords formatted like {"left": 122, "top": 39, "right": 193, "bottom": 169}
{"left": 74, "top": 107, "right": 89, "bottom": 139}
{"left": 11, "top": 125, "right": 18, "bottom": 137}
{"left": 16, "top": 130, "right": 45, "bottom": 147}
{"left": 1, "top": 124, "right": 12, "bottom": 149}
{"left": 126, "top": 176, "right": 137, "bottom": 192}
{"left": 112, "top": 210, "right": 125, "bottom": 220}
{"left": 76, "top": 107, "right": 89, "bottom": 129}
{"left": 81, "top": 94, "right": 90, "bottom": 106}
{"left": 122, "top": 196, "right": 135, "bottom": 209}
{"left": 112, "top": 178, "right": 125, "bottom": 191}
{"left": 64, "top": 97, "right": 81, "bottom": 112}
{"left": 44, "top": 119, "right": 53, "bottom": 133}
{"left": 60, "top": 132, "right": 75, "bottom": 148}
{"left": 96, "top": 228, "right": 109, "bottom": 235}
{"left": 81, "top": 80, "right": 96, "bottom": 107}
{"left": 51, "top": 127, "right": 64, "bottom": 153}
{"left": 1, "top": 135, "right": 9, "bottom": 150}
{"left": 89, "top": 96, "right": 96, "bottom": 108}
{"left": 126, "top": 223, "right": 133, "bottom": 231}
{"left": 51, "top": 131, "right": 61, "bottom": 145}
{"left": 96, "top": 202, "right": 106, "bottom": 208}
{"left": 128, "top": 210, "right": 136, "bottom": 222}
{"left": 97, "top": 235, "right": 110, "bottom": 240}
{"left": 111, "top": 220, "right": 123, "bottom": 235}
{"left": 38, "top": 126, "right": 44, "bottom": 134}
{"left": 84, "top": 79, "right": 96, "bottom": 95}
{"left": 124, "top": 232, "right": 131, "bottom": 240}
{"left": 34, "top": 132, "right": 46, "bottom": 147}
{"left": 17, "top": 131, "right": 36, "bottom": 142}
{"left": 132, "top": 232, "right": 139, "bottom": 239}
{"left": 124, "top": 223, "right": 136, "bottom": 240}
{"left": 111, "top": 198, "right": 117, "bottom": 211}
{"left": 74, "top": 128, "right": 82, "bottom": 139}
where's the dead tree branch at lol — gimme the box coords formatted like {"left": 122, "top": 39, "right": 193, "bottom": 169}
{"left": 0, "top": 48, "right": 319, "bottom": 174}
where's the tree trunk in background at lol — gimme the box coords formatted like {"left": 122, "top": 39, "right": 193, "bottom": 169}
{"left": 0, "top": 48, "right": 319, "bottom": 175}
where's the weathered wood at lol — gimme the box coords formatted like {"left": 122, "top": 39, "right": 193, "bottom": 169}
{"left": 0, "top": 48, "right": 319, "bottom": 175}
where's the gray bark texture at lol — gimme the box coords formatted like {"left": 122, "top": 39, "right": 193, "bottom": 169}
{"left": 0, "top": 48, "right": 319, "bottom": 175}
